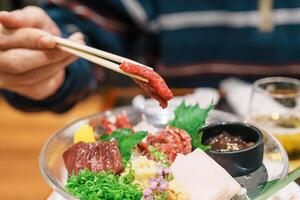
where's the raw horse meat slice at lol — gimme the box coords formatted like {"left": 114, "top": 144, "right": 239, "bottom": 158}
{"left": 63, "top": 140, "right": 123, "bottom": 175}
{"left": 89, "top": 114, "right": 132, "bottom": 134}
{"left": 140, "top": 126, "right": 192, "bottom": 162}
{"left": 119, "top": 62, "right": 173, "bottom": 108}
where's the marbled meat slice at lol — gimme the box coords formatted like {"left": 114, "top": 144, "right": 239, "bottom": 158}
{"left": 63, "top": 142, "right": 87, "bottom": 175}
{"left": 119, "top": 62, "right": 173, "bottom": 108}
{"left": 115, "top": 114, "right": 132, "bottom": 129}
{"left": 99, "top": 118, "right": 117, "bottom": 134}
{"left": 140, "top": 126, "right": 192, "bottom": 162}
{"left": 63, "top": 140, "right": 123, "bottom": 175}
{"left": 89, "top": 114, "right": 132, "bottom": 134}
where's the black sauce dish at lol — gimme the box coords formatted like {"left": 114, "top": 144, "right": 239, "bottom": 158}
{"left": 201, "top": 122, "right": 264, "bottom": 177}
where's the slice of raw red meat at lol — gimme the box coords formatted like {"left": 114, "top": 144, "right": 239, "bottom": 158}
{"left": 139, "top": 126, "right": 192, "bottom": 162}
{"left": 119, "top": 62, "right": 173, "bottom": 108}
{"left": 63, "top": 140, "right": 123, "bottom": 175}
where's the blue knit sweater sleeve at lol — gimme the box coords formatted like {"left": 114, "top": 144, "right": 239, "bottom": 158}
{"left": 2, "top": 4, "right": 100, "bottom": 113}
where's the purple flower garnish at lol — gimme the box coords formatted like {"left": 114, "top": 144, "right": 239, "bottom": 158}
{"left": 144, "top": 196, "right": 153, "bottom": 200}
{"left": 158, "top": 180, "right": 169, "bottom": 191}
{"left": 157, "top": 175, "right": 164, "bottom": 181}
{"left": 143, "top": 188, "right": 153, "bottom": 196}
{"left": 162, "top": 168, "right": 171, "bottom": 176}
{"left": 150, "top": 179, "right": 158, "bottom": 190}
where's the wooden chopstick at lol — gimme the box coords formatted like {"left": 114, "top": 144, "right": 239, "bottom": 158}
{"left": 53, "top": 36, "right": 152, "bottom": 69}
{"left": 53, "top": 36, "right": 151, "bottom": 82}
{"left": 57, "top": 45, "right": 149, "bottom": 82}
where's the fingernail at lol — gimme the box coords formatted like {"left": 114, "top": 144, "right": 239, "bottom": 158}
{"left": 38, "top": 35, "right": 55, "bottom": 48}
{"left": 74, "top": 32, "right": 85, "bottom": 39}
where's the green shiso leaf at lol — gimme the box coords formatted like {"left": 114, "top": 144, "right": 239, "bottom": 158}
{"left": 66, "top": 169, "right": 142, "bottom": 200}
{"left": 168, "top": 101, "right": 213, "bottom": 151}
{"left": 118, "top": 130, "right": 148, "bottom": 161}
{"left": 99, "top": 128, "right": 148, "bottom": 161}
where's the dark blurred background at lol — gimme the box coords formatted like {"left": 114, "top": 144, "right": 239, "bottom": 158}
{"left": 0, "top": 0, "right": 37, "bottom": 10}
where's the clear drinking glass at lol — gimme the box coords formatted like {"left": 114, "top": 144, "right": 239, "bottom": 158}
{"left": 248, "top": 77, "right": 300, "bottom": 170}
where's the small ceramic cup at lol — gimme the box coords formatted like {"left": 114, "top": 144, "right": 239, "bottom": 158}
{"left": 201, "top": 122, "right": 264, "bottom": 177}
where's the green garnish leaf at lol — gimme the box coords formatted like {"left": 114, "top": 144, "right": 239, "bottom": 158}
{"left": 194, "top": 131, "right": 211, "bottom": 152}
{"left": 66, "top": 169, "right": 142, "bottom": 200}
{"left": 253, "top": 167, "right": 300, "bottom": 200}
{"left": 168, "top": 101, "right": 213, "bottom": 151}
{"left": 119, "top": 131, "right": 148, "bottom": 161}
{"left": 148, "top": 145, "right": 170, "bottom": 167}
{"left": 99, "top": 128, "right": 148, "bottom": 161}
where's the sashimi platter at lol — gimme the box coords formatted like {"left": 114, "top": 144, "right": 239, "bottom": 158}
{"left": 40, "top": 101, "right": 300, "bottom": 200}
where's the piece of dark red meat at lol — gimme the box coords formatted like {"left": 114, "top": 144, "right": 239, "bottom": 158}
{"left": 63, "top": 140, "right": 123, "bottom": 175}
{"left": 119, "top": 62, "right": 173, "bottom": 108}
{"left": 139, "top": 126, "right": 192, "bottom": 162}
{"left": 99, "top": 118, "right": 117, "bottom": 134}
{"left": 89, "top": 113, "right": 132, "bottom": 135}
{"left": 115, "top": 114, "right": 132, "bottom": 129}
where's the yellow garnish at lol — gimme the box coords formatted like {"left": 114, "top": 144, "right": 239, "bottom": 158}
{"left": 73, "top": 124, "right": 96, "bottom": 144}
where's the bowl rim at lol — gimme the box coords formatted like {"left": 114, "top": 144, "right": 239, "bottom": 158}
{"left": 39, "top": 116, "right": 88, "bottom": 200}
{"left": 201, "top": 122, "right": 264, "bottom": 154}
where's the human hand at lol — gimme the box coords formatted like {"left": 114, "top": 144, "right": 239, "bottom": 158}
{"left": 0, "top": 6, "right": 84, "bottom": 100}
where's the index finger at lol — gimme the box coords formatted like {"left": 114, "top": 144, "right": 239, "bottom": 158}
{"left": 0, "top": 48, "right": 73, "bottom": 74}
{"left": 0, "top": 27, "right": 56, "bottom": 49}
{"left": 0, "top": 6, "right": 59, "bottom": 35}
{"left": 0, "top": 8, "right": 42, "bottom": 28}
